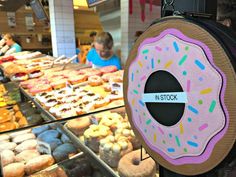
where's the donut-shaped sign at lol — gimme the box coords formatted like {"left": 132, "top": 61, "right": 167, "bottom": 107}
{"left": 124, "top": 17, "right": 236, "bottom": 175}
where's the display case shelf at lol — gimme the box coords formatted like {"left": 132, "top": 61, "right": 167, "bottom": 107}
{"left": 18, "top": 84, "right": 124, "bottom": 177}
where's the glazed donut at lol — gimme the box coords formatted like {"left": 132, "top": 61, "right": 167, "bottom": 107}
{"left": 66, "top": 116, "right": 91, "bottom": 136}
{"left": 50, "top": 79, "right": 67, "bottom": 90}
{"left": 88, "top": 75, "right": 103, "bottom": 86}
{"left": 101, "top": 73, "right": 113, "bottom": 82}
{"left": 125, "top": 28, "right": 228, "bottom": 165}
{"left": 99, "top": 65, "right": 118, "bottom": 74}
{"left": 29, "top": 84, "right": 52, "bottom": 96}
{"left": 68, "top": 74, "right": 88, "bottom": 85}
{"left": 103, "top": 83, "right": 111, "bottom": 92}
{"left": 117, "top": 149, "right": 156, "bottom": 177}
{"left": 94, "top": 97, "right": 110, "bottom": 109}
{"left": 78, "top": 68, "right": 102, "bottom": 77}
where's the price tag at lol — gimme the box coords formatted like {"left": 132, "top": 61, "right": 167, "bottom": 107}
{"left": 37, "top": 140, "right": 52, "bottom": 155}
{"left": 142, "top": 92, "right": 188, "bottom": 103}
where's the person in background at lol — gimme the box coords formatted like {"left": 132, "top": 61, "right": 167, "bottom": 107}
{"left": 86, "top": 32, "right": 121, "bottom": 70}
{"left": 89, "top": 31, "right": 97, "bottom": 48}
{"left": 3, "top": 33, "right": 22, "bottom": 55}
{"left": 222, "top": 17, "right": 232, "bottom": 28}
{"left": 75, "top": 38, "right": 80, "bottom": 63}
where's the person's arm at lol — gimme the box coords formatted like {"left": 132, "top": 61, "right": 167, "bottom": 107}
{"left": 5, "top": 47, "right": 16, "bottom": 56}
{"left": 86, "top": 48, "right": 95, "bottom": 66}
{"left": 114, "top": 56, "right": 122, "bottom": 70}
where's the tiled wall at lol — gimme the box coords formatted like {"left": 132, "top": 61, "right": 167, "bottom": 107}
{"left": 121, "top": 0, "right": 161, "bottom": 66}
{"left": 49, "top": 0, "right": 76, "bottom": 58}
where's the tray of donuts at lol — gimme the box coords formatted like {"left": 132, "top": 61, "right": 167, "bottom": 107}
{"left": 19, "top": 65, "right": 124, "bottom": 97}
{"left": 32, "top": 83, "right": 124, "bottom": 120}
{"left": 0, "top": 101, "right": 49, "bottom": 133}
{"left": 29, "top": 152, "right": 106, "bottom": 177}
{"left": 0, "top": 82, "right": 21, "bottom": 108}
{"left": 64, "top": 107, "right": 158, "bottom": 177}
{"left": 0, "top": 123, "right": 80, "bottom": 177}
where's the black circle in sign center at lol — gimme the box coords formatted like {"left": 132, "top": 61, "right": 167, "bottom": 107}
{"left": 144, "top": 70, "right": 185, "bottom": 126}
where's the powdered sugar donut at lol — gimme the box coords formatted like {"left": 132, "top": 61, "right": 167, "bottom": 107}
{"left": 125, "top": 28, "right": 229, "bottom": 166}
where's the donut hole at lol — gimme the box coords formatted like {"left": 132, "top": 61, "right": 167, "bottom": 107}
{"left": 132, "top": 157, "right": 140, "bottom": 166}
{"left": 144, "top": 70, "right": 185, "bottom": 126}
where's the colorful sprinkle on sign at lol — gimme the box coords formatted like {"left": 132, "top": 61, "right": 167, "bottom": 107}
{"left": 139, "top": 100, "right": 145, "bottom": 107}
{"left": 188, "top": 117, "right": 192, "bottom": 122}
{"left": 131, "top": 73, "right": 134, "bottom": 81}
{"left": 183, "top": 71, "right": 187, "bottom": 76}
{"left": 187, "top": 80, "right": 191, "bottom": 92}
{"left": 138, "top": 61, "right": 143, "bottom": 68}
{"left": 198, "top": 100, "right": 203, "bottom": 105}
{"left": 199, "top": 123, "right": 208, "bottom": 131}
{"left": 173, "top": 41, "right": 179, "bottom": 52}
{"left": 142, "top": 49, "right": 149, "bottom": 54}
{"left": 151, "top": 58, "right": 154, "bottom": 69}
{"left": 175, "top": 136, "right": 181, "bottom": 147}
{"left": 154, "top": 133, "right": 157, "bottom": 142}
{"left": 187, "top": 141, "right": 198, "bottom": 147}
{"left": 209, "top": 100, "right": 216, "bottom": 113}
{"left": 167, "top": 148, "right": 175, "bottom": 152}
{"left": 184, "top": 148, "right": 188, "bottom": 152}
{"left": 180, "top": 122, "right": 184, "bottom": 134}
{"left": 185, "top": 46, "right": 189, "bottom": 51}
{"left": 146, "top": 119, "right": 152, "bottom": 125}
{"left": 158, "top": 59, "right": 161, "bottom": 64}
{"left": 140, "top": 75, "right": 146, "bottom": 81}
{"left": 131, "top": 99, "right": 135, "bottom": 106}
{"left": 158, "top": 126, "right": 164, "bottom": 135}
{"left": 165, "top": 60, "right": 173, "bottom": 69}
{"left": 179, "top": 55, "right": 188, "bottom": 66}
{"left": 155, "top": 46, "right": 162, "bottom": 51}
{"left": 169, "top": 133, "right": 172, "bottom": 138}
{"left": 162, "top": 140, "right": 166, "bottom": 144}
{"left": 195, "top": 60, "right": 205, "bottom": 70}
{"left": 188, "top": 105, "right": 199, "bottom": 114}
{"left": 133, "top": 89, "right": 138, "bottom": 94}
{"left": 200, "top": 88, "right": 212, "bottom": 94}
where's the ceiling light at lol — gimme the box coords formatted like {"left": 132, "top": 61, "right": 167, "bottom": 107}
{"left": 74, "top": 6, "right": 79, "bottom": 9}
{"left": 0, "top": 4, "right": 2, "bottom": 7}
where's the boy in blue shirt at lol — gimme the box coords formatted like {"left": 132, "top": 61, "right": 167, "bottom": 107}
{"left": 87, "top": 32, "right": 121, "bottom": 70}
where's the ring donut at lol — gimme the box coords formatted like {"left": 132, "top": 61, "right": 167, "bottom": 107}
{"left": 124, "top": 17, "right": 236, "bottom": 175}
{"left": 117, "top": 149, "right": 156, "bottom": 177}
{"left": 88, "top": 75, "right": 103, "bottom": 86}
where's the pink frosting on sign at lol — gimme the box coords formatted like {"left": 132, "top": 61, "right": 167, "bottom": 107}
{"left": 127, "top": 28, "right": 228, "bottom": 165}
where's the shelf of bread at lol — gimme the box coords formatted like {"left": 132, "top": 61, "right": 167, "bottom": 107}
{"left": 0, "top": 122, "right": 82, "bottom": 177}
{"left": 63, "top": 107, "right": 159, "bottom": 177}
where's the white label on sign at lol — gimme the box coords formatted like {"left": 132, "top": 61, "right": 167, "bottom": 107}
{"left": 142, "top": 92, "right": 188, "bottom": 103}
{"left": 37, "top": 140, "right": 52, "bottom": 155}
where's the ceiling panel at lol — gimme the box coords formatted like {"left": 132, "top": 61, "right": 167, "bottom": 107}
{"left": 0, "top": 0, "right": 25, "bottom": 12}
